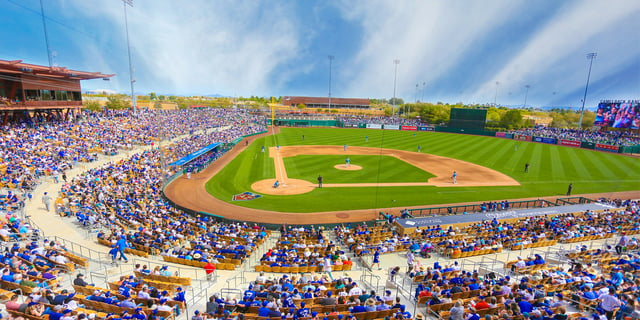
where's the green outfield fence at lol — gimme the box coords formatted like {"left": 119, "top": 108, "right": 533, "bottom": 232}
{"left": 267, "top": 119, "right": 339, "bottom": 127}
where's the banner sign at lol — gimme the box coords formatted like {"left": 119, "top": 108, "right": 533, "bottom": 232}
{"left": 383, "top": 125, "right": 400, "bottom": 130}
{"left": 595, "top": 143, "right": 619, "bottom": 153}
{"left": 366, "top": 123, "right": 382, "bottom": 129}
{"left": 418, "top": 126, "right": 435, "bottom": 131}
{"left": 495, "top": 132, "right": 506, "bottom": 138}
{"left": 505, "top": 133, "right": 514, "bottom": 139}
{"left": 560, "top": 139, "right": 581, "bottom": 147}
{"left": 514, "top": 134, "right": 532, "bottom": 141}
{"left": 533, "top": 136, "right": 557, "bottom": 144}
{"left": 401, "top": 125, "right": 417, "bottom": 131}
{"left": 581, "top": 141, "right": 596, "bottom": 149}
{"left": 169, "top": 142, "right": 221, "bottom": 166}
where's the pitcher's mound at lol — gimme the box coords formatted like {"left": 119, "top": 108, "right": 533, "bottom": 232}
{"left": 252, "top": 179, "right": 316, "bottom": 195}
{"left": 334, "top": 164, "right": 362, "bottom": 171}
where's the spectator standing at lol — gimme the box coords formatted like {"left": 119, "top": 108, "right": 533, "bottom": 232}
{"left": 406, "top": 250, "right": 415, "bottom": 273}
{"left": 204, "top": 261, "right": 216, "bottom": 281}
{"left": 42, "top": 192, "right": 52, "bottom": 212}
{"left": 599, "top": 288, "right": 621, "bottom": 320}
{"left": 616, "top": 232, "right": 629, "bottom": 255}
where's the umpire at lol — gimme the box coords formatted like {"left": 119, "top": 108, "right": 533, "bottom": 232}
{"left": 317, "top": 175, "right": 323, "bottom": 188}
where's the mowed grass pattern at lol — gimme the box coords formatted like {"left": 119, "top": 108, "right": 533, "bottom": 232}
{"left": 283, "top": 155, "right": 435, "bottom": 183}
{"left": 205, "top": 128, "right": 640, "bottom": 212}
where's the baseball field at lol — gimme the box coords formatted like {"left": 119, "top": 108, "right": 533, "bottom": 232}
{"left": 202, "top": 127, "right": 640, "bottom": 213}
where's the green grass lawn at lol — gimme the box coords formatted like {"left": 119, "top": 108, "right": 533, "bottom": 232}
{"left": 204, "top": 128, "right": 640, "bottom": 212}
{"left": 283, "top": 155, "right": 434, "bottom": 183}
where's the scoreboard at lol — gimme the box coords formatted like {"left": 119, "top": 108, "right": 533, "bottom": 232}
{"left": 449, "top": 108, "right": 487, "bottom": 129}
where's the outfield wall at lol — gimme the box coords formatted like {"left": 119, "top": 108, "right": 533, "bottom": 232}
{"left": 346, "top": 122, "right": 638, "bottom": 154}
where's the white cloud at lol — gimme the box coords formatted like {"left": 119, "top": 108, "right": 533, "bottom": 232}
{"left": 336, "top": 0, "right": 640, "bottom": 105}
{"left": 66, "top": 0, "right": 301, "bottom": 96}
{"left": 336, "top": 0, "right": 521, "bottom": 100}
{"left": 470, "top": 0, "right": 640, "bottom": 106}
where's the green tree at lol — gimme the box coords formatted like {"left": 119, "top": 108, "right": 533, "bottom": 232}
{"left": 149, "top": 92, "right": 157, "bottom": 100}
{"left": 105, "top": 96, "right": 128, "bottom": 110}
{"left": 297, "top": 103, "right": 306, "bottom": 109}
{"left": 83, "top": 100, "right": 102, "bottom": 111}
{"left": 500, "top": 109, "right": 523, "bottom": 129}
{"left": 389, "top": 97, "right": 404, "bottom": 105}
{"left": 580, "top": 110, "right": 595, "bottom": 128}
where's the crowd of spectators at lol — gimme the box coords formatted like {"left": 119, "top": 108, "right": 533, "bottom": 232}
{"left": 509, "top": 128, "right": 640, "bottom": 146}
{"left": 52, "top": 110, "right": 266, "bottom": 267}
{"left": 190, "top": 273, "right": 408, "bottom": 320}
{"left": 259, "top": 226, "right": 353, "bottom": 270}
{"left": 0, "top": 108, "right": 265, "bottom": 201}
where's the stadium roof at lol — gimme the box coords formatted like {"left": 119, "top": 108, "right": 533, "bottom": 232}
{"left": 0, "top": 59, "right": 114, "bottom": 80}
{"left": 283, "top": 96, "right": 369, "bottom": 106}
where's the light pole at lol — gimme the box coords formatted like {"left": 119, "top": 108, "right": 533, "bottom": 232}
{"left": 579, "top": 52, "right": 597, "bottom": 129}
{"left": 422, "top": 82, "right": 426, "bottom": 102}
{"left": 328, "top": 55, "right": 334, "bottom": 113}
{"left": 39, "top": 0, "right": 52, "bottom": 68}
{"left": 494, "top": 81, "right": 500, "bottom": 107}
{"left": 523, "top": 85, "right": 530, "bottom": 108}
{"left": 121, "top": 0, "right": 136, "bottom": 112}
{"left": 392, "top": 59, "right": 399, "bottom": 118}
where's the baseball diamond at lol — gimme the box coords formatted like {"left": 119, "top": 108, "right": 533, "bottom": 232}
{"left": 163, "top": 127, "right": 640, "bottom": 224}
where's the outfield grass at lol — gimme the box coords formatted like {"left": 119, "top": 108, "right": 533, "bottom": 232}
{"left": 283, "top": 155, "right": 434, "bottom": 183}
{"left": 205, "top": 128, "right": 640, "bottom": 212}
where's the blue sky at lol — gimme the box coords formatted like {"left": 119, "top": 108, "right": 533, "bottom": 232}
{"left": 1, "top": 0, "right": 638, "bottom": 108}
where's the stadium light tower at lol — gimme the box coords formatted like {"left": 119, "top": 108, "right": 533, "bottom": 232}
{"left": 39, "top": 0, "right": 52, "bottom": 68}
{"left": 422, "top": 82, "right": 426, "bottom": 102}
{"left": 121, "top": 0, "right": 137, "bottom": 112}
{"left": 328, "top": 55, "right": 334, "bottom": 113}
{"left": 523, "top": 85, "right": 530, "bottom": 108}
{"left": 392, "top": 59, "right": 400, "bottom": 118}
{"left": 578, "top": 52, "right": 597, "bottom": 129}
{"left": 494, "top": 81, "right": 500, "bottom": 107}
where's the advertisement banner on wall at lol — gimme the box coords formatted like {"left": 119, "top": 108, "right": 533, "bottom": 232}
{"left": 505, "top": 133, "right": 514, "bottom": 139}
{"left": 581, "top": 141, "right": 595, "bottom": 149}
{"left": 366, "top": 123, "right": 382, "bottom": 129}
{"left": 495, "top": 132, "right": 506, "bottom": 138}
{"left": 595, "top": 143, "right": 619, "bottom": 152}
{"left": 401, "top": 126, "right": 417, "bottom": 131}
{"left": 560, "top": 140, "right": 581, "bottom": 147}
{"left": 383, "top": 125, "right": 400, "bottom": 130}
{"left": 533, "top": 136, "right": 557, "bottom": 144}
{"left": 514, "top": 134, "right": 532, "bottom": 141}
{"left": 418, "top": 126, "right": 435, "bottom": 131}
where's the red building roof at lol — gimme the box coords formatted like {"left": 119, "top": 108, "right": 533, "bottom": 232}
{"left": 283, "top": 96, "right": 369, "bottom": 107}
{"left": 0, "top": 59, "right": 114, "bottom": 80}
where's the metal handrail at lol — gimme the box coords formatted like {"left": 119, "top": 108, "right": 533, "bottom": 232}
{"left": 51, "top": 235, "right": 108, "bottom": 262}
{"left": 359, "top": 268, "right": 381, "bottom": 292}
{"left": 225, "top": 271, "right": 247, "bottom": 292}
